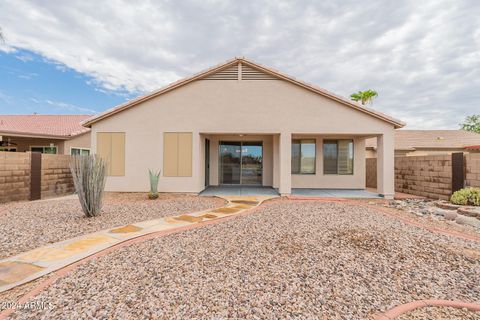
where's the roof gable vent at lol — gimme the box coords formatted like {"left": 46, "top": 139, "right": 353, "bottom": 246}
{"left": 202, "top": 62, "right": 279, "bottom": 81}
{"left": 202, "top": 64, "right": 238, "bottom": 80}
{"left": 241, "top": 64, "right": 278, "bottom": 80}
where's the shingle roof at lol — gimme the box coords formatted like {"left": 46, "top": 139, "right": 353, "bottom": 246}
{"left": 82, "top": 57, "right": 405, "bottom": 128}
{"left": 0, "top": 115, "right": 91, "bottom": 138}
{"left": 366, "top": 130, "right": 480, "bottom": 150}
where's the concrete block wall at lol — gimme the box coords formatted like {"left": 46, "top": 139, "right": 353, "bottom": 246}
{"left": 41, "top": 154, "right": 75, "bottom": 199}
{"left": 394, "top": 155, "right": 452, "bottom": 200}
{"left": 465, "top": 154, "right": 480, "bottom": 188}
{"left": 0, "top": 152, "right": 31, "bottom": 203}
{"left": 0, "top": 152, "right": 75, "bottom": 203}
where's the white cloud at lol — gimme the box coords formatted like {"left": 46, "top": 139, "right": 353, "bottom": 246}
{"left": 0, "top": 0, "right": 479, "bottom": 128}
{"left": 30, "top": 98, "right": 96, "bottom": 114}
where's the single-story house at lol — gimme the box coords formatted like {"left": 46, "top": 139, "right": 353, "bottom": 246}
{"left": 365, "top": 130, "right": 480, "bottom": 158}
{"left": 0, "top": 115, "right": 91, "bottom": 155}
{"left": 82, "top": 57, "right": 405, "bottom": 198}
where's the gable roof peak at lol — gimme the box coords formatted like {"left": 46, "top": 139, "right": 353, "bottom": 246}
{"left": 82, "top": 57, "right": 405, "bottom": 128}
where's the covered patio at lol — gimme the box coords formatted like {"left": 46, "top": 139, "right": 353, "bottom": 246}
{"left": 200, "top": 186, "right": 381, "bottom": 198}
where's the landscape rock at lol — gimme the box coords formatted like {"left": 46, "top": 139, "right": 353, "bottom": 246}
{"left": 455, "top": 215, "right": 480, "bottom": 228}
{"left": 12, "top": 201, "right": 480, "bottom": 320}
{"left": 444, "top": 211, "right": 458, "bottom": 221}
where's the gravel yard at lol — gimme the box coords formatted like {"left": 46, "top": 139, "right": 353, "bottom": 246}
{"left": 397, "top": 306, "right": 480, "bottom": 320}
{"left": 0, "top": 193, "right": 224, "bottom": 260}
{"left": 11, "top": 200, "right": 480, "bottom": 319}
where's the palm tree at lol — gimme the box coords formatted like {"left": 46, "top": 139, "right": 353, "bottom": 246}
{"left": 350, "top": 89, "right": 378, "bottom": 106}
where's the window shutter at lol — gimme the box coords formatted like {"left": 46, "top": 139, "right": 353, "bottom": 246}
{"left": 96, "top": 132, "right": 125, "bottom": 176}
{"left": 110, "top": 133, "right": 125, "bottom": 176}
{"left": 178, "top": 133, "right": 192, "bottom": 176}
{"left": 163, "top": 132, "right": 193, "bottom": 177}
{"left": 163, "top": 133, "right": 179, "bottom": 176}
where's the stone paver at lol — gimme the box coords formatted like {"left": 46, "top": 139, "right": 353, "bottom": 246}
{"left": 0, "top": 195, "right": 275, "bottom": 294}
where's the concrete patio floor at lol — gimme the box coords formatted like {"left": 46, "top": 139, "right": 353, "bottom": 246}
{"left": 200, "top": 186, "right": 280, "bottom": 197}
{"left": 291, "top": 188, "right": 382, "bottom": 198}
{"left": 200, "top": 186, "right": 381, "bottom": 198}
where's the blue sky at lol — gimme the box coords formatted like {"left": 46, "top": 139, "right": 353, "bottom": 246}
{"left": 0, "top": 49, "right": 132, "bottom": 115}
{"left": 0, "top": 0, "right": 479, "bottom": 128}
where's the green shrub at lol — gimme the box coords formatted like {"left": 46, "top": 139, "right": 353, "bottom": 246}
{"left": 450, "top": 188, "right": 480, "bottom": 206}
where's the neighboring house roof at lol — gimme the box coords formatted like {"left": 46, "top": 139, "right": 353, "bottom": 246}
{"left": 0, "top": 115, "right": 91, "bottom": 139}
{"left": 82, "top": 57, "right": 405, "bottom": 128}
{"left": 466, "top": 145, "right": 480, "bottom": 150}
{"left": 366, "top": 130, "right": 480, "bottom": 151}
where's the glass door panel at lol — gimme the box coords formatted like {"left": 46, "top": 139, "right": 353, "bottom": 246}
{"left": 241, "top": 142, "right": 262, "bottom": 185}
{"left": 220, "top": 142, "right": 241, "bottom": 184}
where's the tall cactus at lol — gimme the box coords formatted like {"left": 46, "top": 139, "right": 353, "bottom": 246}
{"left": 70, "top": 155, "right": 107, "bottom": 217}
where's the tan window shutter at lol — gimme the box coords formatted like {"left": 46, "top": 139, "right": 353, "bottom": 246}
{"left": 163, "top": 133, "right": 179, "bottom": 176}
{"left": 178, "top": 133, "right": 192, "bottom": 176}
{"left": 163, "top": 132, "right": 193, "bottom": 177}
{"left": 110, "top": 133, "right": 125, "bottom": 176}
{"left": 96, "top": 132, "right": 125, "bottom": 176}
{"left": 97, "top": 133, "right": 112, "bottom": 175}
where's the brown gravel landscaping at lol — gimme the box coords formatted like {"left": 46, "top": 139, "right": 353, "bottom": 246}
{"left": 10, "top": 200, "right": 480, "bottom": 319}
{"left": 397, "top": 306, "right": 480, "bottom": 319}
{"left": 0, "top": 193, "right": 225, "bottom": 260}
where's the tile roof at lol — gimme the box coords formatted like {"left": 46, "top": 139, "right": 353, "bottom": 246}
{"left": 0, "top": 115, "right": 91, "bottom": 138}
{"left": 82, "top": 57, "right": 405, "bottom": 128}
{"left": 366, "top": 130, "right": 480, "bottom": 150}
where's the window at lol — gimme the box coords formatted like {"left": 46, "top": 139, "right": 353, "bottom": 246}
{"left": 70, "top": 148, "right": 90, "bottom": 156}
{"left": 0, "top": 147, "right": 16, "bottom": 152}
{"left": 163, "top": 132, "right": 192, "bottom": 177}
{"left": 30, "top": 146, "right": 57, "bottom": 154}
{"left": 97, "top": 132, "right": 125, "bottom": 176}
{"left": 291, "top": 139, "right": 316, "bottom": 174}
{"left": 323, "top": 140, "right": 354, "bottom": 175}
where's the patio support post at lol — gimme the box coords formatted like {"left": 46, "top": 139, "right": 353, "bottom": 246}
{"left": 279, "top": 132, "right": 292, "bottom": 196}
{"left": 377, "top": 132, "right": 395, "bottom": 199}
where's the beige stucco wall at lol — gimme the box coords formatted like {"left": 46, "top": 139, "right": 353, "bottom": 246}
{"left": 90, "top": 79, "right": 395, "bottom": 194}
{"left": 63, "top": 132, "right": 91, "bottom": 155}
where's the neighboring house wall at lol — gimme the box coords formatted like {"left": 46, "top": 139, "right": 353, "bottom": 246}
{"left": 63, "top": 132, "right": 91, "bottom": 155}
{"left": 0, "top": 152, "right": 31, "bottom": 202}
{"left": 2, "top": 136, "right": 65, "bottom": 153}
{"left": 1, "top": 132, "right": 91, "bottom": 155}
{"left": 465, "top": 154, "right": 480, "bottom": 188}
{"left": 367, "top": 148, "right": 480, "bottom": 158}
{"left": 90, "top": 79, "right": 395, "bottom": 194}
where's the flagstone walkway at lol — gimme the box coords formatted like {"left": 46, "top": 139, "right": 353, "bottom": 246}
{"left": 0, "top": 195, "right": 276, "bottom": 294}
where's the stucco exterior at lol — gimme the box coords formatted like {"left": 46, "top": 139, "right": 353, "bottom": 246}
{"left": 1, "top": 131, "right": 90, "bottom": 154}
{"left": 87, "top": 58, "right": 402, "bottom": 198}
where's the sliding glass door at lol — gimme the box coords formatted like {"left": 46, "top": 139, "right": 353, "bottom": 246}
{"left": 219, "top": 141, "right": 262, "bottom": 185}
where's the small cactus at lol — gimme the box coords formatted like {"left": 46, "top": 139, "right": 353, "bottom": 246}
{"left": 148, "top": 169, "right": 161, "bottom": 199}
{"left": 70, "top": 155, "right": 107, "bottom": 217}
